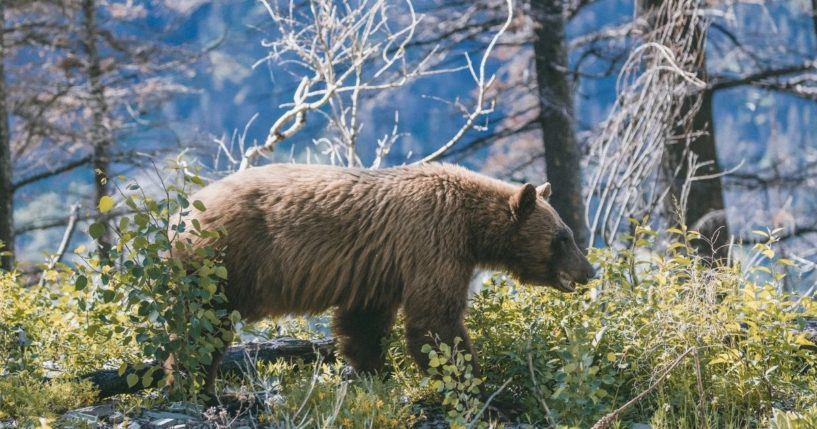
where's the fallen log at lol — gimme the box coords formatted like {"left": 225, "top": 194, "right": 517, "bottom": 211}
{"left": 83, "top": 336, "right": 336, "bottom": 399}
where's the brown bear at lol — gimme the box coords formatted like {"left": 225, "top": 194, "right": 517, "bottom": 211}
{"left": 179, "top": 162, "right": 595, "bottom": 394}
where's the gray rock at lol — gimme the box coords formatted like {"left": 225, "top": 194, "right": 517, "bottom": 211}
{"left": 108, "top": 412, "right": 126, "bottom": 424}
{"left": 167, "top": 402, "right": 203, "bottom": 415}
{"left": 143, "top": 411, "right": 196, "bottom": 422}
{"left": 67, "top": 403, "right": 116, "bottom": 417}
{"left": 149, "top": 418, "right": 177, "bottom": 429}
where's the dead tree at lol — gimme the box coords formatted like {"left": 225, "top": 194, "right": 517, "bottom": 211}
{"left": 638, "top": 0, "right": 729, "bottom": 263}
{"left": 5, "top": 0, "right": 201, "bottom": 261}
{"left": 220, "top": 0, "right": 512, "bottom": 172}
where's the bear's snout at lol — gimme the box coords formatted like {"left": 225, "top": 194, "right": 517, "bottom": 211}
{"left": 576, "top": 262, "right": 596, "bottom": 285}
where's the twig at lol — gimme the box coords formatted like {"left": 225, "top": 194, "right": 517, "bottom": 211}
{"left": 469, "top": 377, "right": 512, "bottom": 429}
{"left": 693, "top": 349, "right": 709, "bottom": 429}
{"left": 413, "top": 0, "right": 512, "bottom": 164}
{"left": 590, "top": 347, "right": 695, "bottom": 429}
{"left": 527, "top": 343, "right": 555, "bottom": 428}
{"left": 37, "top": 203, "right": 80, "bottom": 287}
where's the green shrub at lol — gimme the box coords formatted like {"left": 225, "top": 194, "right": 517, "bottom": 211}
{"left": 244, "top": 359, "right": 416, "bottom": 428}
{"left": 419, "top": 336, "right": 486, "bottom": 428}
{"left": 469, "top": 223, "right": 817, "bottom": 428}
{"left": 0, "top": 263, "right": 127, "bottom": 420}
{"left": 76, "top": 164, "right": 237, "bottom": 403}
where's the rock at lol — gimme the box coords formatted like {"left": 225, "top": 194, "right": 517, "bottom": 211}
{"left": 108, "top": 412, "right": 125, "bottom": 424}
{"left": 148, "top": 418, "right": 176, "bottom": 429}
{"left": 144, "top": 409, "right": 201, "bottom": 429}
{"left": 631, "top": 424, "right": 652, "bottom": 429}
{"left": 63, "top": 403, "right": 117, "bottom": 427}
{"left": 143, "top": 411, "right": 196, "bottom": 421}
{"left": 167, "top": 402, "right": 203, "bottom": 415}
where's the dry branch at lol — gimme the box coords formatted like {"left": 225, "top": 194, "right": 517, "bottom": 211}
{"left": 590, "top": 347, "right": 696, "bottom": 429}
{"left": 237, "top": 0, "right": 439, "bottom": 170}
{"left": 232, "top": 0, "right": 513, "bottom": 170}
{"left": 412, "top": 0, "right": 512, "bottom": 165}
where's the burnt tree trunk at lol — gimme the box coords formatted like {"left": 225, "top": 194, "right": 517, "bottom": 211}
{"left": 665, "top": 89, "right": 729, "bottom": 261}
{"left": 82, "top": 0, "right": 112, "bottom": 258}
{"left": 0, "top": 1, "right": 14, "bottom": 270}
{"left": 530, "top": 0, "right": 590, "bottom": 248}
{"left": 639, "top": 0, "right": 730, "bottom": 263}
{"left": 82, "top": 337, "right": 336, "bottom": 399}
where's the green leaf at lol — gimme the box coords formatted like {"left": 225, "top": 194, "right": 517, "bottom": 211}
{"left": 126, "top": 373, "right": 139, "bottom": 388}
{"left": 133, "top": 236, "right": 148, "bottom": 250}
{"left": 214, "top": 266, "right": 228, "bottom": 280}
{"left": 98, "top": 196, "right": 115, "bottom": 213}
{"left": 75, "top": 275, "right": 88, "bottom": 291}
{"left": 193, "top": 200, "right": 206, "bottom": 212}
{"left": 89, "top": 222, "right": 106, "bottom": 239}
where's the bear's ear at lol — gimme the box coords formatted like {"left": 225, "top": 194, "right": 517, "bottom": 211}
{"left": 509, "top": 183, "right": 537, "bottom": 221}
{"left": 537, "top": 182, "right": 552, "bottom": 200}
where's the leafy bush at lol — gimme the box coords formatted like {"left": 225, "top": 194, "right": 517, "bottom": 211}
{"left": 234, "top": 359, "right": 416, "bottom": 428}
{"left": 469, "top": 223, "right": 817, "bottom": 428}
{"left": 0, "top": 264, "right": 125, "bottom": 421}
{"left": 76, "top": 164, "right": 237, "bottom": 402}
{"left": 419, "top": 336, "right": 486, "bottom": 428}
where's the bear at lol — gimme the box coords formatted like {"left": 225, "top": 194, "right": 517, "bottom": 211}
{"left": 177, "top": 162, "right": 596, "bottom": 395}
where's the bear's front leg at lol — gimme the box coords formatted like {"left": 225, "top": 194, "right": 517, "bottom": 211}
{"left": 333, "top": 304, "right": 399, "bottom": 374}
{"left": 403, "top": 306, "right": 481, "bottom": 379}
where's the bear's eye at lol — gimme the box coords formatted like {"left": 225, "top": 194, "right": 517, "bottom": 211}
{"left": 557, "top": 230, "right": 571, "bottom": 245}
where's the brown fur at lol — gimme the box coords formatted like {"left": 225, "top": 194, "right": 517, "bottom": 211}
{"left": 178, "top": 163, "right": 595, "bottom": 393}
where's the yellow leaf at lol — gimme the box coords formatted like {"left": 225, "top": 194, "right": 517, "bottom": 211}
{"left": 794, "top": 335, "right": 815, "bottom": 347}
{"left": 98, "top": 196, "right": 115, "bottom": 213}
{"left": 73, "top": 244, "right": 86, "bottom": 254}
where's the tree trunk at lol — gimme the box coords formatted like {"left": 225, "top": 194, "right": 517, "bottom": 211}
{"left": 82, "top": 0, "right": 112, "bottom": 258}
{"left": 530, "top": 0, "right": 590, "bottom": 248}
{"left": 639, "top": 0, "right": 730, "bottom": 263}
{"left": 0, "top": 1, "right": 14, "bottom": 271}
{"left": 812, "top": 0, "right": 817, "bottom": 45}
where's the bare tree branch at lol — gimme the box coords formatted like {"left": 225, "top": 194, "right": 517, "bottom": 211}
{"left": 413, "top": 0, "right": 513, "bottom": 164}
{"left": 37, "top": 203, "right": 80, "bottom": 287}
{"left": 12, "top": 156, "right": 92, "bottom": 191}
{"left": 708, "top": 60, "right": 817, "bottom": 92}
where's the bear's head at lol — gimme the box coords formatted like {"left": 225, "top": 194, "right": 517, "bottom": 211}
{"left": 505, "top": 183, "right": 596, "bottom": 292}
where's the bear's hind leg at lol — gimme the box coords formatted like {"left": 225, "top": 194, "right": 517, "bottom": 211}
{"left": 333, "top": 305, "right": 398, "bottom": 374}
